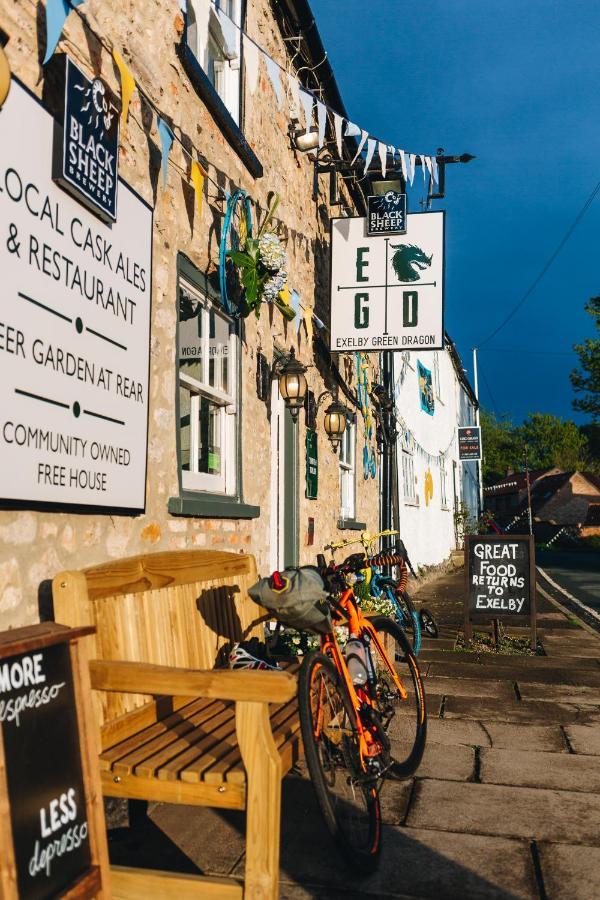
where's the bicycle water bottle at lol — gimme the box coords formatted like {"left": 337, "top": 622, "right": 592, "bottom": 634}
{"left": 345, "top": 635, "right": 368, "bottom": 686}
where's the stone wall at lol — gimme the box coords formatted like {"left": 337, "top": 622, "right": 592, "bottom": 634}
{"left": 0, "top": 0, "right": 380, "bottom": 629}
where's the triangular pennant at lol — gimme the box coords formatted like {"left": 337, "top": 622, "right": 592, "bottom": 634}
{"left": 190, "top": 160, "right": 206, "bottom": 219}
{"left": 264, "top": 53, "right": 283, "bottom": 108}
{"left": 316, "top": 100, "right": 327, "bottom": 148}
{"left": 287, "top": 72, "right": 300, "bottom": 120}
{"left": 43, "top": 0, "right": 84, "bottom": 65}
{"left": 398, "top": 149, "right": 407, "bottom": 181}
{"left": 304, "top": 306, "right": 314, "bottom": 343}
{"left": 243, "top": 35, "right": 259, "bottom": 95}
{"left": 334, "top": 114, "right": 343, "bottom": 157}
{"left": 345, "top": 121, "right": 360, "bottom": 137}
{"left": 300, "top": 89, "right": 313, "bottom": 128}
{"left": 431, "top": 155, "right": 439, "bottom": 185}
{"left": 157, "top": 117, "right": 174, "bottom": 192}
{"left": 351, "top": 129, "right": 368, "bottom": 165}
{"left": 408, "top": 153, "right": 416, "bottom": 185}
{"left": 377, "top": 142, "right": 387, "bottom": 178}
{"left": 421, "top": 155, "right": 428, "bottom": 184}
{"left": 364, "top": 138, "right": 376, "bottom": 173}
{"left": 424, "top": 155, "right": 433, "bottom": 181}
{"left": 290, "top": 289, "right": 300, "bottom": 319}
{"left": 113, "top": 50, "right": 136, "bottom": 129}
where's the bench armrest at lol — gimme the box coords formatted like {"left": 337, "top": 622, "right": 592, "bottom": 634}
{"left": 89, "top": 659, "right": 296, "bottom": 704}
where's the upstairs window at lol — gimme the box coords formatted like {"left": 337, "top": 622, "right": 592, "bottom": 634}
{"left": 339, "top": 421, "right": 356, "bottom": 522}
{"left": 178, "top": 278, "right": 238, "bottom": 495}
{"left": 187, "top": 0, "right": 242, "bottom": 124}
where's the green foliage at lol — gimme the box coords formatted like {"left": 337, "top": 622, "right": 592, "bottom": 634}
{"left": 481, "top": 409, "right": 589, "bottom": 484}
{"left": 571, "top": 296, "right": 600, "bottom": 423}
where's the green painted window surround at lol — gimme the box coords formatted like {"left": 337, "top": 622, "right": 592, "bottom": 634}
{"left": 169, "top": 254, "right": 260, "bottom": 520}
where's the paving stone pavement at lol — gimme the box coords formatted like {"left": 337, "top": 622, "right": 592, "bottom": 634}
{"left": 106, "top": 566, "right": 600, "bottom": 898}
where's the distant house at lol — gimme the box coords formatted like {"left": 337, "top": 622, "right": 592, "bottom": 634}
{"left": 485, "top": 469, "right": 600, "bottom": 530}
{"left": 582, "top": 503, "right": 600, "bottom": 538}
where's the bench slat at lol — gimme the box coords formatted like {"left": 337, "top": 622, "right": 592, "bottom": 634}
{"left": 139, "top": 706, "right": 238, "bottom": 779}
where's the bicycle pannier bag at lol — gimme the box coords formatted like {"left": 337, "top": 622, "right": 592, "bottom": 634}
{"left": 249, "top": 566, "right": 332, "bottom": 634}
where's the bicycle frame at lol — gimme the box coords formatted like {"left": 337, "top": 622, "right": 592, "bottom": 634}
{"left": 317, "top": 586, "right": 408, "bottom": 770}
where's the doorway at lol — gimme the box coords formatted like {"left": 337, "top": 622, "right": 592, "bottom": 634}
{"left": 270, "top": 382, "right": 299, "bottom": 571}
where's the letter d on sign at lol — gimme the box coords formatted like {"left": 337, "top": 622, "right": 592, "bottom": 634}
{"left": 354, "top": 293, "right": 369, "bottom": 329}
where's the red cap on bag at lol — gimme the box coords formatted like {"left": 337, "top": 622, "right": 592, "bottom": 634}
{"left": 270, "top": 571, "right": 285, "bottom": 591}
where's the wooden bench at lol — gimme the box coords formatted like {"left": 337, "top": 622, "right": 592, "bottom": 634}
{"left": 52, "top": 550, "right": 301, "bottom": 900}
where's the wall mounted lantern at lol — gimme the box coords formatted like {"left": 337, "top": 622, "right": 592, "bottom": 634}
{"left": 277, "top": 347, "right": 308, "bottom": 422}
{"left": 289, "top": 121, "right": 320, "bottom": 154}
{"left": 313, "top": 388, "right": 347, "bottom": 451}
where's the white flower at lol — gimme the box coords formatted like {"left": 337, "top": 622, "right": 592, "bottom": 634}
{"left": 259, "top": 233, "right": 287, "bottom": 272}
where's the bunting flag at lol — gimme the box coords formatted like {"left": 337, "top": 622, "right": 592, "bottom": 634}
{"left": 300, "top": 89, "right": 313, "bottom": 128}
{"left": 290, "top": 289, "right": 301, "bottom": 321}
{"left": 243, "top": 35, "right": 259, "bottom": 94}
{"left": 190, "top": 159, "right": 206, "bottom": 219}
{"left": 345, "top": 121, "right": 360, "bottom": 138}
{"left": 351, "top": 129, "right": 368, "bottom": 165}
{"left": 364, "top": 138, "right": 376, "bottom": 173}
{"left": 43, "top": 0, "right": 84, "bottom": 65}
{"left": 431, "top": 155, "right": 439, "bottom": 185}
{"left": 407, "top": 153, "right": 416, "bottom": 185}
{"left": 334, "top": 113, "right": 343, "bottom": 156}
{"left": 295, "top": 293, "right": 304, "bottom": 334}
{"left": 421, "top": 155, "right": 428, "bottom": 184}
{"left": 265, "top": 54, "right": 283, "bottom": 108}
{"left": 398, "top": 149, "right": 407, "bottom": 181}
{"left": 113, "top": 50, "right": 136, "bottom": 129}
{"left": 316, "top": 100, "right": 327, "bottom": 148}
{"left": 377, "top": 141, "right": 387, "bottom": 178}
{"left": 157, "top": 117, "right": 174, "bottom": 192}
{"left": 287, "top": 72, "right": 300, "bottom": 120}
{"left": 304, "top": 306, "right": 314, "bottom": 342}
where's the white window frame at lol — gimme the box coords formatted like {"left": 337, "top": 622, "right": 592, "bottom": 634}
{"left": 401, "top": 443, "right": 417, "bottom": 505}
{"left": 178, "top": 278, "right": 237, "bottom": 496}
{"left": 440, "top": 458, "right": 448, "bottom": 508}
{"left": 339, "top": 421, "right": 356, "bottom": 521}
{"left": 188, "top": 0, "right": 242, "bottom": 124}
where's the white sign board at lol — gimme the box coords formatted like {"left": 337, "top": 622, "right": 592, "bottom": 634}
{"left": 330, "top": 211, "right": 444, "bottom": 352}
{"left": 0, "top": 80, "right": 152, "bottom": 510}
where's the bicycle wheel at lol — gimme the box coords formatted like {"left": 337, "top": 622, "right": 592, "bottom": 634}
{"left": 298, "top": 651, "right": 381, "bottom": 870}
{"left": 370, "top": 616, "right": 427, "bottom": 779}
{"left": 420, "top": 607, "right": 439, "bottom": 638}
{"left": 388, "top": 587, "right": 422, "bottom": 656}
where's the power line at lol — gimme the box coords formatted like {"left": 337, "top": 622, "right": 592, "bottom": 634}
{"left": 479, "top": 360, "right": 500, "bottom": 417}
{"left": 478, "top": 179, "right": 600, "bottom": 347}
{"left": 480, "top": 347, "right": 576, "bottom": 356}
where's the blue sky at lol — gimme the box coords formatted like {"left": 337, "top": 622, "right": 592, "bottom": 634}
{"left": 312, "top": 0, "right": 600, "bottom": 425}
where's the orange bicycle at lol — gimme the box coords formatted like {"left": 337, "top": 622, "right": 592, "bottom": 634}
{"left": 298, "top": 552, "right": 426, "bottom": 869}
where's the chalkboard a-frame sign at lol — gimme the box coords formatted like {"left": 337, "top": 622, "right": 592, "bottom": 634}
{"left": 464, "top": 534, "right": 537, "bottom": 650}
{"left": 0, "top": 623, "right": 110, "bottom": 900}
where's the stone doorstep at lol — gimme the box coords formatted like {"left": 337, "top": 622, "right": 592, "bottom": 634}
{"left": 536, "top": 842, "right": 600, "bottom": 900}
{"left": 564, "top": 724, "right": 600, "bottom": 756}
{"left": 419, "top": 649, "right": 600, "bottom": 669}
{"left": 479, "top": 747, "right": 600, "bottom": 793}
{"left": 441, "top": 695, "right": 600, "bottom": 726}
{"left": 405, "top": 779, "right": 600, "bottom": 846}
{"left": 424, "top": 675, "right": 516, "bottom": 700}
{"left": 426, "top": 661, "right": 600, "bottom": 687}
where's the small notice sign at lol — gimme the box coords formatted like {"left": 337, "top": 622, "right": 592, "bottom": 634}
{"left": 465, "top": 535, "right": 536, "bottom": 649}
{"left": 367, "top": 191, "right": 406, "bottom": 236}
{"left": 458, "top": 426, "right": 482, "bottom": 461}
{"left": 305, "top": 429, "right": 318, "bottom": 499}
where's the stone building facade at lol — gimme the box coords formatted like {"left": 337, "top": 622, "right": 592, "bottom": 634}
{"left": 0, "top": 0, "right": 380, "bottom": 629}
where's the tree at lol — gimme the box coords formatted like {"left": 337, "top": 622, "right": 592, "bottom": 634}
{"left": 480, "top": 410, "right": 518, "bottom": 484}
{"left": 571, "top": 296, "right": 600, "bottom": 422}
{"left": 516, "top": 413, "right": 588, "bottom": 471}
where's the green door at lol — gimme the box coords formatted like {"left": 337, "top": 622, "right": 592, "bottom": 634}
{"left": 283, "top": 406, "right": 299, "bottom": 568}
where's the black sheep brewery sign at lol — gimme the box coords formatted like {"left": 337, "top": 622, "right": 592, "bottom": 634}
{"left": 55, "top": 56, "right": 119, "bottom": 222}
{"left": 367, "top": 191, "right": 406, "bottom": 236}
{"left": 0, "top": 77, "right": 152, "bottom": 511}
{"left": 329, "top": 210, "right": 444, "bottom": 352}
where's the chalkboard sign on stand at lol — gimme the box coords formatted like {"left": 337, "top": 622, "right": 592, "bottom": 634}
{"left": 464, "top": 535, "right": 537, "bottom": 650}
{"left": 0, "top": 623, "right": 110, "bottom": 900}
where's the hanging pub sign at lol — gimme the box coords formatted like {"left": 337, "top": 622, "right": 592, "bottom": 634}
{"left": 367, "top": 191, "right": 406, "bottom": 236}
{"left": 458, "top": 425, "right": 482, "bottom": 461}
{"left": 330, "top": 210, "right": 445, "bottom": 353}
{"left": 0, "top": 622, "right": 109, "bottom": 900}
{"left": 464, "top": 534, "right": 537, "bottom": 650}
{"left": 53, "top": 55, "right": 119, "bottom": 223}
{"left": 305, "top": 428, "right": 318, "bottom": 499}
{"left": 0, "top": 78, "right": 152, "bottom": 512}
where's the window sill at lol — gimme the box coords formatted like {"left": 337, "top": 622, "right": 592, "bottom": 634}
{"left": 403, "top": 500, "right": 420, "bottom": 508}
{"left": 441, "top": 505, "right": 451, "bottom": 512}
{"left": 178, "top": 42, "right": 263, "bottom": 179}
{"left": 168, "top": 494, "right": 260, "bottom": 519}
{"left": 337, "top": 518, "right": 367, "bottom": 531}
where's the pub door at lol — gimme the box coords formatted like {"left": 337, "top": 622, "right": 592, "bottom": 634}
{"left": 270, "top": 382, "right": 299, "bottom": 571}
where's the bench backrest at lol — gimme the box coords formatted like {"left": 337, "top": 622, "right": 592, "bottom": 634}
{"left": 52, "top": 550, "right": 264, "bottom": 725}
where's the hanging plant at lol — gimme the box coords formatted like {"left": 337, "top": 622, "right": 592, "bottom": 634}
{"left": 227, "top": 195, "right": 296, "bottom": 321}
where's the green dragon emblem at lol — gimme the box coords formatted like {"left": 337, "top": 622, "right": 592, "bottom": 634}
{"left": 390, "top": 243, "right": 433, "bottom": 283}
